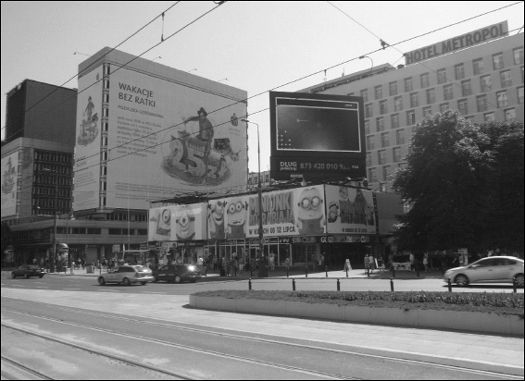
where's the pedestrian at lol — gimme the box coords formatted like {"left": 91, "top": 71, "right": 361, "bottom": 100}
{"left": 344, "top": 258, "right": 352, "bottom": 272}
{"left": 364, "top": 253, "right": 370, "bottom": 273}
{"left": 423, "top": 254, "right": 429, "bottom": 272}
{"left": 409, "top": 253, "right": 415, "bottom": 271}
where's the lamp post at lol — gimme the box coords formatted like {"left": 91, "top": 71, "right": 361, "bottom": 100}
{"left": 43, "top": 168, "right": 58, "bottom": 273}
{"left": 241, "top": 118, "right": 265, "bottom": 276}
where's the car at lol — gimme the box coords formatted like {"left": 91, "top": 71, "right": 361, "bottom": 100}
{"left": 152, "top": 264, "right": 201, "bottom": 283}
{"left": 444, "top": 255, "right": 524, "bottom": 287}
{"left": 11, "top": 264, "right": 46, "bottom": 279}
{"left": 390, "top": 253, "right": 411, "bottom": 271}
{"left": 97, "top": 264, "right": 154, "bottom": 286}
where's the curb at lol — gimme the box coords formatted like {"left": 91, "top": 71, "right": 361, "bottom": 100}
{"left": 189, "top": 295, "right": 524, "bottom": 338}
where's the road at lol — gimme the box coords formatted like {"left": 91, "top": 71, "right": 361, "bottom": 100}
{"left": 1, "top": 274, "right": 524, "bottom": 379}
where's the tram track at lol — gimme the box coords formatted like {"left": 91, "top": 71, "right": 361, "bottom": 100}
{"left": 2, "top": 300, "right": 522, "bottom": 380}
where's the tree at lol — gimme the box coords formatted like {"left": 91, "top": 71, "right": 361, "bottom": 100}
{"left": 392, "top": 111, "right": 523, "bottom": 254}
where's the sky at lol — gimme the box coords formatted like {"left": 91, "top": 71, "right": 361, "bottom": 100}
{"left": 1, "top": 1, "right": 523, "bottom": 172}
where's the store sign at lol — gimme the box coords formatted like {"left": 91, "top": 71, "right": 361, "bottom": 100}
{"left": 404, "top": 21, "right": 508, "bottom": 65}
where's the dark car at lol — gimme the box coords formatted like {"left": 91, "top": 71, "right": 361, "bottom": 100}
{"left": 152, "top": 264, "right": 201, "bottom": 283}
{"left": 11, "top": 264, "right": 46, "bottom": 279}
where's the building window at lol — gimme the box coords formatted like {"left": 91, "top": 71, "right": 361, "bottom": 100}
{"left": 500, "top": 70, "right": 512, "bottom": 87}
{"left": 409, "top": 92, "right": 419, "bottom": 108}
{"left": 504, "top": 108, "right": 516, "bottom": 121}
{"left": 381, "top": 132, "right": 389, "bottom": 148}
{"left": 378, "top": 149, "right": 387, "bottom": 164}
{"left": 393, "top": 147, "right": 402, "bottom": 162}
{"left": 395, "top": 129, "right": 405, "bottom": 145}
{"left": 391, "top": 113, "right": 399, "bottom": 129}
{"left": 423, "top": 106, "right": 432, "bottom": 118}
{"left": 366, "top": 135, "right": 375, "bottom": 150}
{"left": 480, "top": 74, "right": 492, "bottom": 92}
{"left": 420, "top": 72, "right": 430, "bottom": 88}
{"left": 457, "top": 99, "right": 468, "bottom": 115}
{"left": 496, "top": 90, "right": 508, "bottom": 108}
{"left": 404, "top": 77, "right": 413, "bottom": 92}
{"left": 439, "top": 103, "right": 449, "bottom": 113}
{"left": 376, "top": 117, "right": 385, "bottom": 132}
{"left": 426, "top": 88, "right": 435, "bottom": 104}
{"left": 366, "top": 152, "right": 372, "bottom": 167}
{"left": 518, "top": 86, "right": 524, "bottom": 104}
{"left": 484, "top": 112, "right": 495, "bottom": 122}
{"left": 454, "top": 63, "right": 465, "bottom": 80}
{"left": 365, "top": 103, "right": 373, "bottom": 118}
{"left": 360, "top": 89, "right": 368, "bottom": 102}
{"left": 406, "top": 110, "right": 416, "bottom": 125}
{"left": 389, "top": 81, "right": 398, "bottom": 96}
{"left": 374, "top": 85, "right": 383, "bottom": 100}
{"left": 461, "top": 79, "right": 472, "bottom": 96}
{"left": 443, "top": 84, "right": 453, "bottom": 100}
{"left": 437, "top": 68, "right": 447, "bottom": 84}
{"left": 364, "top": 120, "right": 370, "bottom": 135}
{"left": 492, "top": 53, "right": 504, "bottom": 70}
{"left": 394, "top": 96, "right": 403, "bottom": 111}
{"left": 473, "top": 58, "right": 484, "bottom": 75}
{"left": 514, "top": 47, "right": 524, "bottom": 65}
{"left": 379, "top": 100, "right": 388, "bottom": 115}
{"left": 476, "top": 94, "right": 488, "bottom": 112}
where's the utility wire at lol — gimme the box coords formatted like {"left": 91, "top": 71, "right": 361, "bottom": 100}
{"left": 1, "top": 1, "right": 181, "bottom": 141}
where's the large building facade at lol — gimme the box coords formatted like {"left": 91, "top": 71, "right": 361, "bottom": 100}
{"left": 305, "top": 29, "right": 523, "bottom": 192}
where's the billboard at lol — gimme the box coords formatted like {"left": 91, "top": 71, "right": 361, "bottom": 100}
{"left": 106, "top": 66, "right": 247, "bottom": 210}
{"left": 148, "top": 203, "right": 207, "bottom": 242}
{"left": 73, "top": 66, "right": 103, "bottom": 211}
{"left": 1, "top": 151, "right": 19, "bottom": 217}
{"left": 270, "top": 91, "right": 365, "bottom": 181}
{"left": 325, "top": 185, "right": 376, "bottom": 235}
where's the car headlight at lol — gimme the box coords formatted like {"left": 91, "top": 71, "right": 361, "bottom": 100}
{"left": 188, "top": 265, "right": 196, "bottom": 272}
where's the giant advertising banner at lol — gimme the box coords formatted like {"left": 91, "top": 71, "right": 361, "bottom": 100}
{"left": 148, "top": 203, "right": 207, "bottom": 242}
{"left": 207, "top": 185, "right": 327, "bottom": 240}
{"left": 106, "top": 67, "right": 247, "bottom": 210}
{"left": 270, "top": 91, "right": 365, "bottom": 181}
{"left": 325, "top": 185, "right": 376, "bottom": 235}
{"left": 73, "top": 66, "right": 103, "bottom": 211}
{"left": 1, "top": 151, "right": 19, "bottom": 217}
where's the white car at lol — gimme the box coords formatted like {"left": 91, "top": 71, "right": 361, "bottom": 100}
{"left": 98, "top": 265, "right": 154, "bottom": 286}
{"left": 444, "top": 256, "right": 524, "bottom": 287}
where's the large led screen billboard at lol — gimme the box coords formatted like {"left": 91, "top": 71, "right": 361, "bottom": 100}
{"left": 270, "top": 91, "right": 365, "bottom": 181}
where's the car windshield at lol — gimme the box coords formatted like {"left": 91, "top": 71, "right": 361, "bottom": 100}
{"left": 393, "top": 255, "right": 410, "bottom": 262}
{"left": 133, "top": 265, "right": 148, "bottom": 272}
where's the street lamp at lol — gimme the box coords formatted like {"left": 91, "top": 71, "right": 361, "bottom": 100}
{"left": 241, "top": 118, "right": 265, "bottom": 276}
{"left": 43, "top": 167, "right": 58, "bottom": 273}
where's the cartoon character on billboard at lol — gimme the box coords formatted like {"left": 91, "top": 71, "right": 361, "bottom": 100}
{"left": 296, "top": 187, "right": 325, "bottom": 235}
{"left": 163, "top": 106, "right": 240, "bottom": 185}
{"left": 175, "top": 208, "right": 196, "bottom": 240}
{"left": 327, "top": 201, "right": 339, "bottom": 223}
{"left": 155, "top": 208, "right": 172, "bottom": 236}
{"left": 1, "top": 157, "right": 16, "bottom": 196}
{"left": 77, "top": 96, "right": 99, "bottom": 146}
{"left": 226, "top": 198, "right": 248, "bottom": 240}
{"left": 208, "top": 200, "right": 226, "bottom": 239}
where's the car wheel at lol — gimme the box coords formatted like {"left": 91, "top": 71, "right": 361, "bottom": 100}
{"left": 454, "top": 274, "right": 469, "bottom": 286}
{"left": 98, "top": 276, "right": 106, "bottom": 286}
{"left": 122, "top": 277, "right": 131, "bottom": 286}
{"left": 174, "top": 275, "right": 182, "bottom": 284}
{"left": 11, "top": 273, "right": 16, "bottom": 279}
{"left": 514, "top": 274, "right": 524, "bottom": 287}
{"left": 141, "top": 282, "right": 147, "bottom": 285}
{"left": 39, "top": 275, "right": 44, "bottom": 278}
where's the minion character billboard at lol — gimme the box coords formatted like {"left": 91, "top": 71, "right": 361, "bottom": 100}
{"left": 225, "top": 197, "right": 249, "bottom": 240}
{"left": 172, "top": 203, "right": 207, "bottom": 241}
{"left": 148, "top": 206, "right": 175, "bottom": 241}
{"left": 208, "top": 200, "right": 227, "bottom": 240}
{"left": 294, "top": 186, "right": 326, "bottom": 236}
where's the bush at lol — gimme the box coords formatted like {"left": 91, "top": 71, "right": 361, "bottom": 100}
{"left": 193, "top": 290, "right": 524, "bottom": 316}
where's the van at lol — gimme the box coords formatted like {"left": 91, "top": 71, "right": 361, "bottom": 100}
{"left": 391, "top": 253, "right": 411, "bottom": 270}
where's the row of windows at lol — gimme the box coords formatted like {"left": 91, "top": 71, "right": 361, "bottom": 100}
{"left": 364, "top": 47, "right": 523, "bottom": 101}
{"left": 365, "top": 74, "right": 523, "bottom": 118}
{"left": 368, "top": 162, "right": 406, "bottom": 184}
{"left": 365, "top": 86, "right": 523, "bottom": 134}
{"left": 34, "top": 150, "right": 72, "bottom": 164}
{"left": 12, "top": 227, "right": 148, "bottom": 242}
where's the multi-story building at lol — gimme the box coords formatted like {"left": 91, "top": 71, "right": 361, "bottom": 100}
{"left": 304, "top": 27, "right": 523, "bottom": 192}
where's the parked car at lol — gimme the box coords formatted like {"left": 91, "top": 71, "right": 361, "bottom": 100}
{"left": 152, "top": 264, "right": 201, "bottom": 283}
{"left": 11, "top": 264, "right": 46, "bottom": 279}
{"left": 97, "top": 264, "right": 154, "bottom": 286}
{"left": 444, "top": 256, "right": 524, "bottom": 287}
{"left": 390, "top": 254, "right": 411, "bottom": 271}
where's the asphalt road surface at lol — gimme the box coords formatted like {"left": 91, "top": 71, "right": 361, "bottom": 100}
{"left": 1, "top": 274, "right": 523, "bottom": 379}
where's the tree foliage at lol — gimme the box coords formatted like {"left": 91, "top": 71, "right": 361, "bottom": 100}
{"left": 392, "top": 111, "right": 523, "bottom": 254}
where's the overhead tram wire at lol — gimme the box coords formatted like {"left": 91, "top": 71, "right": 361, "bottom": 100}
{"left": 1, "top": 1, "right": 181, "bottom": 142}
{"left": 10, "top": 2, "right": 522, "bottom": 179}
{"left": 66, "top": 9, "right": 525, "bottom": 178}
